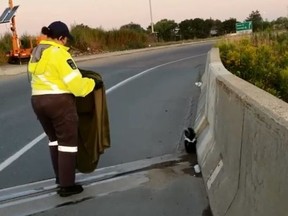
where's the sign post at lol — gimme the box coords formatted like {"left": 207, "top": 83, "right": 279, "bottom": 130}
{"left": 236, "top": 21, "right": 253, "bottom": 34}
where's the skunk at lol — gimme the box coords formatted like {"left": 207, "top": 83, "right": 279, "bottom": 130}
{"left": 184, "top": 128, "right": 197, "bottom": 154}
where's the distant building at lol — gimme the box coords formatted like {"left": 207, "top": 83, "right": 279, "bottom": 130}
{"left": 210, "top": 29, "right": 218, "bottom": 37}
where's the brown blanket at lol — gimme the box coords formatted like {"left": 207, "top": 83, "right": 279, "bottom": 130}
{"left": 76, "top": 69, "right": 111, "bottom": 173}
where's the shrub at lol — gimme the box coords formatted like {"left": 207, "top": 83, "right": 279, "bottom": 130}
{"left": 106, "top": 29, "right": 148, "bottom": 50}
{"left": 19, "top": 34, "right": 33, "bottom": 49}
{"left": 70, "top": 24, "right": 106, "bottom": 53}
{"left": 0, "top": 33, "right": 11, "bottom": 65}
{"left": 279, "top": 67, "right": 288, "bottom": 101}
{"left": 70, "top": 24, "right": 148, "bottom": 53}
{"left": 218, "top": 31, "right": 288, "bottom": 102}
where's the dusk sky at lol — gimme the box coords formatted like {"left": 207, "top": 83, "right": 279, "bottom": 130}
{"left": 0, "top": 0, "right": 287, "bottom": 36}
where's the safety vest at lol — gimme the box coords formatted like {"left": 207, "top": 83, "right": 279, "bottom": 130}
{"left": 28, "top": 40, "right": 95, "bottom": 97}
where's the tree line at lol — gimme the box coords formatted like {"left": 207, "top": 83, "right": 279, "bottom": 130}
{"left": 120, "top": 10, "right": 288, "bottom": 42}
{"left": 1, "top": 10, "right": 288, "bottom": 64}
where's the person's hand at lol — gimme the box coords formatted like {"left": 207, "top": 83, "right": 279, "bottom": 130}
{"left": 94, "top": 79, "right": 103, "bottom": 90}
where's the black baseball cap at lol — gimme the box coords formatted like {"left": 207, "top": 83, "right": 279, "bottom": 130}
{"left": 48, "top": 21, "right": 74, "bottom": 40}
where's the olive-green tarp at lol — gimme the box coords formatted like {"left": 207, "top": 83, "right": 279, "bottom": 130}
{"left": 76, "top": 69, "right": 111, "bottom": 173}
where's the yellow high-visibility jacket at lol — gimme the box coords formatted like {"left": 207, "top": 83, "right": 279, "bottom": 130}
{"left": 28, "top": 40, "right": 95, "bottom": 97}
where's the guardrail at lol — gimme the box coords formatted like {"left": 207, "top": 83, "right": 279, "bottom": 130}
{"left": 195, "top": 48, "right": 288, "bottom": 216}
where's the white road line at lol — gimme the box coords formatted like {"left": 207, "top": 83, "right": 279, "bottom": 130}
{"left": 106, "top": 54, "right": 205, "bottom": 93}
{"left": 0, "top": 133, "right": 46, "bottom": 172}
{"left": 0, "top": 53, "right": 206, "bottom": 172}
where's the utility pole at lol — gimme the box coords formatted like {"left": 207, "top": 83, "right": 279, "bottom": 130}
{"left": 149, "top": 0, "right": 154, "bottom": 33}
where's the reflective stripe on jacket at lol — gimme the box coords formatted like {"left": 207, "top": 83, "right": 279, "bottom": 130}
{"left": 28, "top": 40, "right": 95, "bottom": 97}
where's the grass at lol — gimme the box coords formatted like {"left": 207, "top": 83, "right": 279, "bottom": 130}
{"left": 217, "top": 30, "right": 288, "bottom": 102}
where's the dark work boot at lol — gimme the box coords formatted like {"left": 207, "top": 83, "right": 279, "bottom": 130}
{"left": 55, "top": 176, "right": 59, "bottom": 185}
{"left": 55, "top": 177, "right": 60, "bottom": 189}
{"left": 57, "top": 185, "right": 84, "bottom": 197}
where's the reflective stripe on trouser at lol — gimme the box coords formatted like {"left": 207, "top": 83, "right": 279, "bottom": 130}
{"left": 31, "top": 94, "right": 78, "bottom": 187}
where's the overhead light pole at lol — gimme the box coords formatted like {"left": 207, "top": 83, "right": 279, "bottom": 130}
{"left": 149, "top": 0, "right": 154, "bottom": 33}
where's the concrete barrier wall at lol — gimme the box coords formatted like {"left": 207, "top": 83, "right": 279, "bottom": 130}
{"left": 195, "top": 48, "right": 288, "bottom": 216}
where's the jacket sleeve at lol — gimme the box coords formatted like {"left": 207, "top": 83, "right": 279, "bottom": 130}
{"left": 57, "top": 52, "right": 95, "bottom": 97}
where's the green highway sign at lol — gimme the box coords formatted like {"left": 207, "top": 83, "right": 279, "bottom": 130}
{"left": 236, "top": 21, "right": 253, "bottom": 33}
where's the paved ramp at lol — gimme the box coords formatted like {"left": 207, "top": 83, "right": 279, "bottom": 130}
{"left": 0, "top": 154, "right": 211, "bottom": 216}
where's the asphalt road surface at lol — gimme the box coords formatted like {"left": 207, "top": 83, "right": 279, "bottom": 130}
{"left": 0, "top": 43, "right": 213, "bottom": 189}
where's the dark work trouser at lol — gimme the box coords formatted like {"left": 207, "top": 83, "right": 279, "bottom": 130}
{"left": 31, "top": 94, "right": 78, "bottom": 187}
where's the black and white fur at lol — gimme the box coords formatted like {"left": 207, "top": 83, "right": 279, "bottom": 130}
{"left": 184, "top": 128, "right": 197, "bottom": 154}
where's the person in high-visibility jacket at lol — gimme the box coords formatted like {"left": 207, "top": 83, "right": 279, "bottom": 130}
{"left": 28, "top": 21, "right": 102, "bottom": 197}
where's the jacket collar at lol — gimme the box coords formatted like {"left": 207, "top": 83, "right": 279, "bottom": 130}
{"left": 39, "top": 39, "right": 69, "bottom": 51}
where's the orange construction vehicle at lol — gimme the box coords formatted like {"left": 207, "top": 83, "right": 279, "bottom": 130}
{"left": 0, "top": 0, "right": 33, "bottom": 64}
